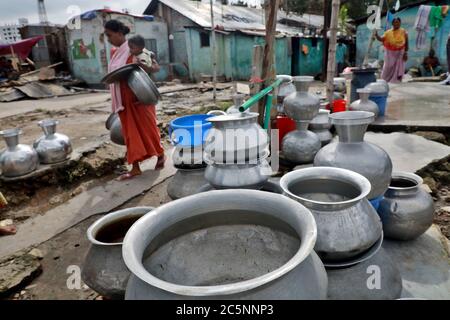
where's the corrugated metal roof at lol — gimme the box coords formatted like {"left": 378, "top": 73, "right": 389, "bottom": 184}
{"left": 145, "top": 0, "right": 324, "bottom": 36}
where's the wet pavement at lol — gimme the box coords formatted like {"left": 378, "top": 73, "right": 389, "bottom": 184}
{"left": 373, "top": 82, "right": 450, "bottom": 129}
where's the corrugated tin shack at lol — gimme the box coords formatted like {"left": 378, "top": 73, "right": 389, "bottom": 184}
{"left": 355, "top": 0, "right": 450, "bottom": 72}
{"left": 144, "top": 0, "right": 325, "bottom": 81}
{"left": 65, "top": 9, "right": 170, "bottom": 87}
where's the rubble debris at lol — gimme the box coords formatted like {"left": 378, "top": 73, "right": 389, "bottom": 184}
{"left": 0, "top": 249, "right": 42, "bottom": 297}
{"left": 414, "top": 131, "right": 448, "bottom": 144}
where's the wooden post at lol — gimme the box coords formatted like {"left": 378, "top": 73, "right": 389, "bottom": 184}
{"left": 258, "top": 0, "right": 281, "bottom": 126}
{"left": 321, "top": 0, "right": 331, "bottom": 82}
{"left": 210, "top": 0, "right": 217, "bottom": 103}
{"left": 326, "top": 0, "right": 341, "bottom": 105}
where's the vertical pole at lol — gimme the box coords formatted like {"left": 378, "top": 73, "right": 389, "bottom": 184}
{"left": 259, "top": 0, "right": 280, "bottom": 127}
{"left": 210, "top": 0, "right": 217, "bottom": 103}
{"left": 322, "top": 0, "right": 331, "bottom": 82}
{"left": 326, "top": 0, "right": 341, "bottom": 105}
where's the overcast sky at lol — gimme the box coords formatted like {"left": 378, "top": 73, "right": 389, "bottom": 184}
{"left": 0, "top": 0, "right": 263, "bottom": 25}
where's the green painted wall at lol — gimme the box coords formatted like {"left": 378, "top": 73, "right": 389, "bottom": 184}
{"left": 185, "top": 29, "right": 292, "bottom": 81}
{"left": 293, "top": 38, "right": 324, "bottom": 76}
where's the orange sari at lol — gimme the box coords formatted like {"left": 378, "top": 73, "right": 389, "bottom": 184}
{"left": 118, "top": 56, "right": 164, "bottom": 164}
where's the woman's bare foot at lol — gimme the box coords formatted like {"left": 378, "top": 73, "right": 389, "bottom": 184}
{"left": 117, "top": 163, "right": 142, "bottom": 181}
{"left": 155, "top": 154, "right": 166, "bottom": 170}
{"left": 0, "top": 225, "right": 16, "bottom": 236}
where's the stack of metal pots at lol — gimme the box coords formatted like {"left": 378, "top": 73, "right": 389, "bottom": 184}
{"left": 314, "top": 111, "right": 393, "bottom": 205}
{"left": 280, "top": 167, "right": 402, "bottom": 300}
{"left": 309, "top": 109, "right": 333, "bottom": 147}
{"left": 282, "top": 76, "right": 322, "bottom": 165}
{"left": 203, "top": 112, "right": 271, "bottom": 190}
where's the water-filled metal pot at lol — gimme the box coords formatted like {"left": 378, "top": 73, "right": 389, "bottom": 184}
{"left": 378, "top": 172, "right": 435, "bottom": 241}
{"left": 33, "top": 119, "right": 72, "bottom": 164}
{"left": 314, "top": 111, "right": 393, "bottom": 200}
{"left": 123, "top": 190, "right": 328, "bottom": 299}
{"left": 167, "top": 168, "right": 208, "bottom": 200}
{"left": 204, "top": 158, "right": 271, "bottom": 190}
{"left": 327, "top": 246, "right": 402, "bottom": 300}
{"left": 82, "top": 207, "right": 153, "bottom": 300}
{"left": 0, "top": 128, "right": 38, "bottom": 177}
{"left": 282, "top": 122, "right": 321, "bottom": 164}
{"left": 280, "top": 167, "right": 383, "bottom": 263}
{"left": 105, "top": 113, "right": 125, "bottom": 146}
{"left": 283, "top": 76, "right": 320, "bottom": 122}
{"left": 204, "top": 112, "right": 269, "bottom": 164}
{"left": 349, "top": 88, "right": 379, "bottom": 117}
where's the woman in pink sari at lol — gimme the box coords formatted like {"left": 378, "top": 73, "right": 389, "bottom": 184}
{"left": 375, "top": 18, "right": 409, "bottom": 83}
{"left": 104, "top": 20, "right": 165, "bottom": 181}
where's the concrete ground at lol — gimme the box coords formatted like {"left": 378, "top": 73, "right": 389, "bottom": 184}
{"left": 373, "top": 82, "right": 450, "bottom": 129}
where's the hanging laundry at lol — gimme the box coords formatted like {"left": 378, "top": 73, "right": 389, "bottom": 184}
{"left": 395, "top": 0, "right": 401, "bottom": 12}
{"left": 414, "top": 5, "right": 432, "bottom": 50}
{"left": 429, "top": 6, "right": 444, "bottom": 28}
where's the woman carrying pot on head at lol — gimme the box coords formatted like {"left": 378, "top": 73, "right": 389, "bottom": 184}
{"left": 375, "top": 17, "right": 409, "bottom": 83}
{"left": 104, "top": 20, "right": 165, "bottom": 181}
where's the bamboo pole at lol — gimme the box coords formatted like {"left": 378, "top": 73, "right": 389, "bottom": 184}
{"left": 258, "top": 0, "right": 281, "bottom": 127}
{"left": 326, "top": 0, "right": 341, "bottom": 105}
{"left": 210, "top": 0, "right": 217, "bottom": 103}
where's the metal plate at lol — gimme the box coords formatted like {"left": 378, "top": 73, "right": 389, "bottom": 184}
{"left": 101, "top": 64, "right": 139, "bottom": 84}
{"left": 324, "top": 233, "right": 384, "bottom": 269}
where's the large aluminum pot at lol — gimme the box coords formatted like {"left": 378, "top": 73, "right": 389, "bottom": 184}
{"left": 204, "top": 158, "right": 271, "bottom": 190}
{"left": 123, "top": 190, "right": 328, "bottom": 300}
{"left": 349, "top": 89, "right": 379, "bottom": 117}
{"left": 378, "top": 172, "right": 435, "bottom": 241}
{"left": 283, "top": 76, "right": 320, "bottom": 122}
{"left": 105, "top": 113, "right": 125, "bottom": 146}
{"left": 204, "top": 112, "right": 269, "bottom": 164}
{"left": 282, "top": 122, "right": 321, "bottom": 165}
{"left": 167, "top": 168, "right": 208, "bottom": 200}
{"left": 0, "top": 128, "right": 38, "bottom": 178}
{"left": 314, "top": 111, "right": 393, "bottom": 200}
{"left": 82, "top": 207, "right": 153, "bottom": 300}
{"left": 33, "top": 119, "right": 72, "bottom": 164}
{"left": 280, "top": 167, "right": 383, "bottom": 263}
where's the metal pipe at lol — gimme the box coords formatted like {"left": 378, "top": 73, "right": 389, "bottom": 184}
{"left": 264, "top": 94, "right": 273, "bottom": 129}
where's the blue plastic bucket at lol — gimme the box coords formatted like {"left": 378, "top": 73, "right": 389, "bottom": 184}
{"left": 369, "top": 196, "right": 384, "bottom": 211}
{"left": 369, "top": 95, "right": 388, "bottom": 117}
{"left": 169, "top": 114, "right": 213, "bottom": 147}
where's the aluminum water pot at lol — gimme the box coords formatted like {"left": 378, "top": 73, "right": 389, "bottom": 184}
{"left": 349, "top": 89, "right": 379, "bottom": 117}
{"left": 309, "top": 109, "right": 333, "bottom": 147}
{"left": 283, "top": 76, "right": 320, "bottom": 122}
{"left": 33, "top": 120, "right": 72, "bottom": 164}
{"left": 204, "top": 112, "right": 269, "bottom": 164}
{"left": 123, "top": 190, "right": 328, "bottom": 300}
{"left": 280, "top": 167, "right": 383, "bottom": 263}
{"left": 378, "top": 172, "right": 435, "bottom": 241}
{"left": 167, "top": 168, "right": 208, "bottom": 200}
{"left": 282, "top": 121, "right": 321, "bottom": 165}
{"left": 106, "top": 113, "right": 125, "bottom": 146}
{"left": 0, "top": 128, "right": 38, "bottom": 178}
{"left": 314, "top": 111, "right": 393, "bottom": 200}
{"left": 82, "top": 207, "right": 153, "bottom": 300}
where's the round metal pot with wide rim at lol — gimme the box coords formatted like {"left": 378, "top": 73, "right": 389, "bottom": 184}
{"left": 204, "top": 112, "right": 269, "bottom": 164}
{"left": 33, "top": 119, "right": 72, "bottom": 164}
{"left": 314, "top": 111, "right": 393, "bottom": 200}
{"left": 82, "top": 207, "right": 153, "bottom": 300}
{"left": 197, "top": 178, "right": 283, "bottom": 195}
{"left": 105, "top": 113, "right": 125, "bottom": 146}
{"left": 167, "top": 168, "right": 208, "bottom": 200}
{"left": 309, "top": 109, "right": 332, "bottom": 131}
{"left": 283, "top": 76, "right": 320, "bottom": 122}
{"left": 0, "top": 128, "right": 38, "bottom": 178}
{"left": 378, "top": 172, "right": 435, "bottom": 241}
{"left": 282, "top": 121, "right": 321, "bottom": 165}
{"left": 101, "top": 64, "right": 161, "bottom": 105}
{"left": 326, "top": 246, "right": 402, "bottom": 300}
{"left": 123, "top": 190, "right": 328, "bottom": 300}
{"left": 204, "top": 157, "right": 271, "bottom": 190}
{"left": 280, "top": 167, "right": 383, "bottom": 263}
